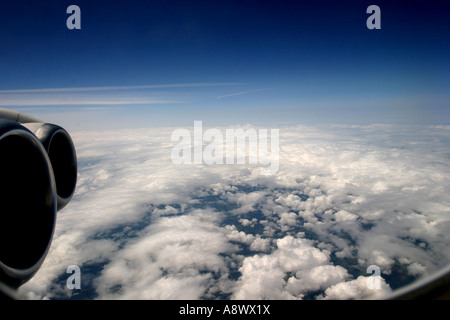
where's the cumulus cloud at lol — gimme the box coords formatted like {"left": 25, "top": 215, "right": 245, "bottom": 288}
{"left": 95, "top": 209, "right": 236, "bottom": 299}
{"left": 320, "top": 275, "right": 391, "bottom": 300}
{"left": 232, "top": 236, "right": 349, "bottom": 299}
{"left": 18, "top": 123, "right": 450, "bottom": 300}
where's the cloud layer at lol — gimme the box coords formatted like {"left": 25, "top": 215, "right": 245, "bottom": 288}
{"left": 18, "top": 123, "right": 450, "bottom": 300}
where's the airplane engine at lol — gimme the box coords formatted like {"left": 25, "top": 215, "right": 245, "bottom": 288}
{"left": 0, "top": 108, "right": 77, "bottom": 290}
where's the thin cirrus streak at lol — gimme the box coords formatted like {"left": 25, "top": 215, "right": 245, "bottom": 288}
{"left": 217, "top": 88, "right": 269, "bottom": 100}
{"left": 0, "top": 82, "right": 247, "bottom": 107}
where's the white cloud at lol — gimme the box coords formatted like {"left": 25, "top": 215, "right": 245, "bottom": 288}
{"left": 249, "top": 237, "right": 271, "bottom": 252}
{"left": 225, "top": 225, "right": 255, "bottom": 245}
{"left": 286, "top": 265, "right": 350, "bottom": 296}
{"left": 232, "top": 236, "right": 349, "bottom": 299}
{"left": 334, "top": 210, "right": 358, "bottom": 223}
{"left": 95, "top": 209, "right": 236, "bottom": 299}
{"left": 232, "top": 253, "right": 294, "bottom": 300}
{"left": 227, "top": 191, "right": 266, "bottom": 215}
{"left": 320, "top": 275, "right": 392, "bottom": 300}
{"left": 17, "top": 123, "right": 450, "bottom": 300}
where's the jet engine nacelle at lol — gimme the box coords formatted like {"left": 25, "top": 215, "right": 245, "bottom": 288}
{"left": 0, "top": 108, "right": 77, "bottom": 291}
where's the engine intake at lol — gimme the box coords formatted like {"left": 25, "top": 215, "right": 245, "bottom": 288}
{"left": 0, "top": 108, "right": 77, "bottom": 291}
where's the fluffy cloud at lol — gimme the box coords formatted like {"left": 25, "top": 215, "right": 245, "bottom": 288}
{"left": 232, "top": 236, "right": 349, "bottom": 299}
{"left": 319, "top": 275, "right": 391, "bottom": 300}
{"left": 95, "top": 209, "right": 236, "bottom": 299}
{"left": 18, "top": 124, "right": 450, "bottom": 300}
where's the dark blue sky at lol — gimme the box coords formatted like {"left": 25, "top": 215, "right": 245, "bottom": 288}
{"left": 0, "top": 0, "right": 449, "bottom": 129}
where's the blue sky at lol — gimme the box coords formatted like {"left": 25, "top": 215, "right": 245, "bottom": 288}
{"left": 0, "top": 0, "right": 449, "bottom": 130}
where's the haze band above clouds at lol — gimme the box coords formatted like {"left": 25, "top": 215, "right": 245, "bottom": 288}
{"left": 0, "top": 83, "right": 246, "bottom": 106}
{"left": 0, "top": 83, "right": 246, "bottom": 93}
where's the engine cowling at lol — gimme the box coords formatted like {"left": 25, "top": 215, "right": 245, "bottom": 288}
{"left": 23, "top": 122, "right": 77, "bottom": 210}
{"left": 0, "top": 108, "right": 77, "bottom": 291}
